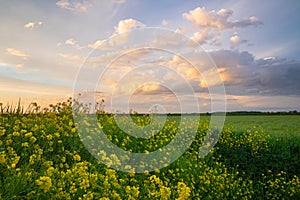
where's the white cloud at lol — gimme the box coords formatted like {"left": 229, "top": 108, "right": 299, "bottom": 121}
{"left": 65, "top": 38, "right": 77, "bottom": 45}
{"left": 87, "top": 18, "right": 145, "bottom": 49}
{"left": 56, "top": 0, "right": 93, "bottom": 12}
{"left": 191, "top": 28, "right": 211, "bottom": 44}
{"left": 230, "top": 35, "right": 240, "bottom": 44}
{"left": 6, "top": 48, "right": 29, "bottom": 58}
{"left": 183, "top": 7, "right": 227, "bottom": 29}
{"left": 183, "top": 7, "right": 262, "bottom": 30}
{"left": 183, "top": 7, "right": 262, "bottom": 44}
{"left": 58, "top": 38, "right": 85, "bottom": 50}
{"left": 230, "top": 35, "right": 247, "bottom": 48}
{"left": 24, "top": 22, "right": 35, "bottom": 29}
{"left": 24, "top": 21, "right": 43, "bottom": 29}
{"left": 114, "top": 18, "right": 145, "bottom": 34}
{"left": 88, "top": 39, "right": 104, "bottom": 49}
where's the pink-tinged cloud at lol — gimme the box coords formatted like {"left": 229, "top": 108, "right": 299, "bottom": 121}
{"left": 6, "top": 48, "right": 29, "bottom": 58}
{"left": 114, "top": 18, "right": 145, "bottom": 34}
{"left": 183, "top": 7, "right": 262, "bottom": 30}
{"left": 183, "top": 7, "right": 262, "bottom": 44}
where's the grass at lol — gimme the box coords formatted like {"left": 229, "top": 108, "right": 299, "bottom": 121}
{"left": 0, "top": 100, "right": 299, "bottom": 199}
{"left": 223, "top": 115, "right": 300, "bottom": 136}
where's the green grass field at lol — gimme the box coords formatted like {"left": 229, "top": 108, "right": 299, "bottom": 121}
{"left": 0, "top": 101, "right": 299, "bottom": 199}
{"left": 224, "top": 115, "right": 300, "bottom": 136}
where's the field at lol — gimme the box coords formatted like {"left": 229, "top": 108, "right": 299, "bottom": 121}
{"left": 0, "top": 101, "right": 299, "bottom": 199}
{"left": 224, "top": 115, "right": 300, "bottom": 136}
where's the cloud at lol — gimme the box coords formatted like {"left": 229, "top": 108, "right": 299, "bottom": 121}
{"left": 183, "top": 7, "right": 229, "bottom": 29}
{"left": 16, "top": 64, "right": 23, "bottom": 68}
{"left": 175, "top": 27, "right": 187, "bottom": 35}
{"left": 231, "top": 16, "right": 262, "bottom": 28}
{"left": 0, "top": 77, "right": 71, "bottom": 108}
{"left": 163, "top": 71, "right": 177, "bottom": 81}
{"left": 65, "top": 38, "right": 77, "bottom": 45}
{"left": 57, "top": 38, "right": 85, "bottom": 50}
{"left": 134, "top": 83, "right": 167, "bottom": 95}
{"left": 6, "top": 48, "right": 29, "bottom": 58}
{"left": 230, "top": 35, "right": 247, "bottom": 48}
{"left": 183, "top": 7, "right": 262, "bottom": 30}
{"left": 87, "top": 18, "right": 145, "bottom": 49}
{"left": 161, "top": 20, "right": 170, "bottom": 27}
{"left": 183, "top": 7, "right": 262, "bottom": 44}
{"left": 210, "top": 50, "right": 300, "bottom": 96}
{"left": 58, "top": 53, "right": 82, "bottom": 63}
{"left": 57, "top": 37, "right": 87, "bottom": 50}
{"left": 191, "top": 28, "right": 211, "bottom": 44}
{"left": 165, "top": 53, "right": 227, "bottom": 91}
{"left": 168, "top": 55, "right": 200, "bottom": 81}
{"left": 24, "top": 21, "right": 43, "bottom": 29}
{"left": 75, "top": 47, "right": 300, "bottom": 112}
{"left": 154, "top": 49, "right": 300, "bottom": 98}
{"left": 114, "top": 18, "right": 145, "bottom": 34}
{"left": 56, "top": 0, "right": 93, "bottom": 12}
{"left": 231, "top": 95, "right": 300, "bottom": 111}
{"left": 88, "top": 39, "right": 104, "bottom": 49}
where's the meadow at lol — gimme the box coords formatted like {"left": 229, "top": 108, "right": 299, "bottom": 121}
{"left": 0, "top": 100, "right": 299, "bottom": 199}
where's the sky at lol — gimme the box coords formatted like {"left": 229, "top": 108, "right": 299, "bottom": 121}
{"left": 0, "top": 0, "right": 300, "bottom": 113}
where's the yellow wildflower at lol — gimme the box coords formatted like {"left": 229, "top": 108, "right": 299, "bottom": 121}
{"left": 36, "top": 176, "right": 52, "bottom": 192}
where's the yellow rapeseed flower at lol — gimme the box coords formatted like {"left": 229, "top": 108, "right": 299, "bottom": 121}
{"left": 177, "top": 182, "right": 191, "bottom": 200}
{"left": 0, "top": 151, "right": 6, "bottom": 165}
{"left": 13, "top": 131, "right": 20, "bottom": 137}
{"left": 36, "top": 176, "right": 52, "bottom": 192}
{"left": 73, "top": 154, "right": 81, "bottom": 162}
{"left": 24, "top": 132, "right": 33, "bottom": 138}
{"left": 22, "top": 142, "right": 29, "bottom": 148}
